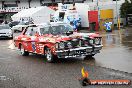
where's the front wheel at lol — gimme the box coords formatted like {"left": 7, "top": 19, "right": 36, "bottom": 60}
{"left": 20, "top": 45, "right": 29, "bottom": 56}
{"left": 9, "top": 34, "right": 13, "bottom": 39}
{"left": 85, "top": 54, "right": 95, "bottom": 59}
{"left": 45, "top": 48, "right": 55, "bottom": 63}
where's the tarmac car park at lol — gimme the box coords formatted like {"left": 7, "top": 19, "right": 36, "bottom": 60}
{"left": 14, "top": 22, "right": 103, "bottom": 62}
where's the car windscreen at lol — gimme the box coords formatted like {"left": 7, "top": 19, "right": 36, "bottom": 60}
{"left": 51, "top": 24, "right": 73, "bottom": 35}
{"left": 0, "top": 25, "right": 10, "bottom": 30}
{"left": 40, "top": 27, "right": 50, "bottom": 35}
{"left": 18, "top": 22, "right": 26, "bottom": 25}
{"left": 40, "top": 24, "right": 73, "bottom": 35}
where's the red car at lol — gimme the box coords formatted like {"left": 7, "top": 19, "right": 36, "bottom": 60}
{"left": 14, "top": 22, "right": 103, "bottom": 62}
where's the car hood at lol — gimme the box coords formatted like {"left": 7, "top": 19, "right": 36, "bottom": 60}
{"left": 0, "top": 29, "right": 12, "bottom": 33}
{"left": 75, "top": 32, "right": 100, "bottom": 38}
{"left": 39, "top": 32, "right": 100, "bottom": 43}
{"left": 56, "top": 32, "right": 100, "bottom": 41}
{"left": 11, "top": 25, "right": 27, "bottom": 29}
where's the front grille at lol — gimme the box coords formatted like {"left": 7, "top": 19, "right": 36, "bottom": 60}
{"left": 81, "top": 37, "right": 92, "bottom": 46}
{"left": 0, "top": 33, "right": 6, "bottom": 34}
{"left": 64, "top": 38, "right": 94, "bottom": 48}
{"left": 58, "top": 37, "right": 102, "bottom": 50}
{"left": 64, "top": 39, "right": 81, "bottom": 48}
{"left": 71, "top": 39, "right": 81, "bottom": 47}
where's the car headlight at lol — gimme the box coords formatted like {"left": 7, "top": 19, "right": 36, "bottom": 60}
{"left": 55, "top": 43, "right": 59, "bottom": 49}
{"left": 95, "top": 38, "right": 101, "bottom": 45}
{"left": 59, "top": 42, "right": 65, "bottom": 49}
{"left": 89, "top": 39, "right": 94, "bottom": 44}
{"left": 7, "top": 31, "right": 12, "bottom": 34}
{"left": 66, "top": 41, "right": 72, "bottom": 48}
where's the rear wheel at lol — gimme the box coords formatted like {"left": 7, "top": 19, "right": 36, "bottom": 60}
{"left": 20, "top": 45, "right": 29, "bottom": 56}
{"left": 45, "top": 48, "right": 55, "bottom": 63}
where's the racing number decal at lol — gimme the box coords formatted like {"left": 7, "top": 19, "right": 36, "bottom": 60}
{"left": 31, "top": 42, "right": 36, "bottom": 52}
{"left": 31, "top": 36, "right": 36, "bottom": 52}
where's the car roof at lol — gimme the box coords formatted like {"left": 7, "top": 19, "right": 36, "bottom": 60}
{"left": 13, "top": 24, "right": 29, "bottom": 27}
{"left": 28, "top": 22, "right": 68, "bottom": 27}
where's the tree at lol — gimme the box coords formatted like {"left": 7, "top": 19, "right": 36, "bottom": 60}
{"left": 120, "top": 0, "right": 132, "bottom": 18}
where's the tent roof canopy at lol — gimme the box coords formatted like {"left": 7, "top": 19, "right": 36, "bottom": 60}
{"left": 12, "top": 7, "right": 45, "bottom": 18}
{"left": 11, "top": 6, "right": 55, "bottom": 23}
{"left": 12, "top": 6, "right": 56, "bottom": 20}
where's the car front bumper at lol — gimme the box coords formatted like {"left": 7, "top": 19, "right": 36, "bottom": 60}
{"left": 55, "top": 45, "right": 103, "bottom": 58}
{"left": 55, "top": 46, "right": 93, "bottom": 58}
{"left": 0, "top": 34, "right": 13, "bottom": 38}
{"left": 94, "top": 45, "right": 103, "bottom": 51}
{"left": 91, "top": 45, "right": 103, "bottom": 55}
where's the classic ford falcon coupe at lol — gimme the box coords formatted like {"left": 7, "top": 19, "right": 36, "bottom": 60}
{"left": 14, "top": 22, "right": 103, "bottom": 62}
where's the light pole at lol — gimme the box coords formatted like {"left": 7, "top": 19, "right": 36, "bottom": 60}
{"left": 116, "top": 0, "right": 119, "bottom": 29}
{"left": 28, "top": 0, "right": 32, "bottom": 8}
{"left": 97, "top": 0, "right": 99, "bottom": 22}
{"left": 97, "top": 0, "right": 100, "bottom": 30}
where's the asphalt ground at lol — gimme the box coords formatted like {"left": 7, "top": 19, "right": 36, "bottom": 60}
{"left": 0, "top": 27, "right": 132, "bottom": 88}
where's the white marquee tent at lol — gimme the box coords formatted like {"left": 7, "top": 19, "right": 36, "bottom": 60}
{"left": 11, "top": 6, "right": 55, "bottom": 24}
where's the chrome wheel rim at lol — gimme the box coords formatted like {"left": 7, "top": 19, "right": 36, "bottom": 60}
{"left": 20, "top": 46, "right": 24, "bottom": 54}
{"left": 46, "top": 49, "right": 52, "bottom": 61}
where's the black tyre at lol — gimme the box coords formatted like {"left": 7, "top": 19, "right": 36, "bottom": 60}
{"left": 85, "top": 54, "right": 95, "bottom": 59}
{"left": 45, "top": 48, "right": 55, "bottom": 63}
{"left": 20, "top": 45, "right": 29, "bottom": 56}
{"left": 10, "top": 34, "right": 13, "bottom": 39}
{"left": 14, "top": 30, "right": 16, "bottom": 33}
{"left": 10, "top": 37, "right": 13, "bottom": 39}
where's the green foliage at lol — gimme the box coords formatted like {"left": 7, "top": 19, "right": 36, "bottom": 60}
{"left": 120, "top": 0, "right": 132, "bottom": 18}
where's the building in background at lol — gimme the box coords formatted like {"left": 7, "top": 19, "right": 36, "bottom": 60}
{"left": 84, "top": 0, "right": 125, "bottom": 25}
{"left": 0, "top": 0, "right": 84, "bottom": 23}
{"left": 0, "top": 0, "right": 125, "bottom": 26}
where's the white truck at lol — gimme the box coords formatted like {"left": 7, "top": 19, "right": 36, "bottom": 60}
{"left": 52, "top": 3, "right": 90, "bottom": 29}
{"left": 52, "top": 3, "right": 81, "bottom": 30}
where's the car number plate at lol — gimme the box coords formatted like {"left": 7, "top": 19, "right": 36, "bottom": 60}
{"left": 76, "top": 50, "right": 86, "bottom": 54}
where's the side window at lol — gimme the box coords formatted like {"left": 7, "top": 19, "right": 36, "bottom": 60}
{"left": 25, "top": 27, "right": 36, "bottom": 36}
{"left": 25, "top": 27, "right": 32, "bottom": 36}
{"left": 32, "top": 27, "right": 39, "bottom": 36}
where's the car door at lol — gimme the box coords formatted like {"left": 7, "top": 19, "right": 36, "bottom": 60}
{"left": 22, "top": 26, "right": 35, "bottom": 52}
{"left": 24, "top": 26, "right": 42, "bottom": 53}
{"left": 29, "top": 26, "right": 40, "bottom": 53}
